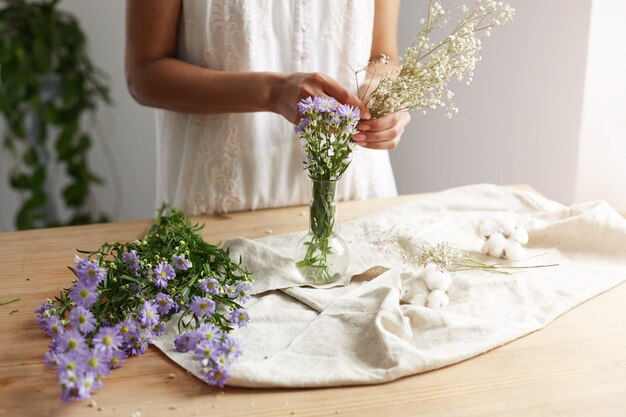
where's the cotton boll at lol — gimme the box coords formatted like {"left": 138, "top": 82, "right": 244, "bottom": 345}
{"left": 479, "top": 218, "right": 499, "bottom": 238}
{"left": 423, "top": 262, "right": 439, "bottom": 274}
{"left": 424, "top": 269, "right": 452, "bottom": 291}
{"left": 503, "top": 240, "right": 526, "bottom": 260}
{"left": 509, "top": 227, "right": 529, "bottom": 245}
{"left": 482, "top": 232, "right": 506, "bottom": 258}
{"left": 495, "top": 215, "right": 517, "bottom": 237}
{"left": 425, "top": 290, "right": 449, "bottom": 310}
{"left": 408, "top": 292, "right": 428, "bottom": 306}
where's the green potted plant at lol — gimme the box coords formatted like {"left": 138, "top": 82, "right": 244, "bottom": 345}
{"left": 0, "top": 0, "right": 111, "bottom": 229}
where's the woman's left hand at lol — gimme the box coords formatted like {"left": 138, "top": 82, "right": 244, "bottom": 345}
{"left": 354, "top": 111, "right": 411, "bottom": 150}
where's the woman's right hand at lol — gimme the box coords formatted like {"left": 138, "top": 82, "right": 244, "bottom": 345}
{"left": 271, "top": 72, "right": 368, "bottom": 124}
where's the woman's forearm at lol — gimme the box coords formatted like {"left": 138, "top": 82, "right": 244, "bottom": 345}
{"left": 126, "top": 58, "right": 282, "bottom": 115}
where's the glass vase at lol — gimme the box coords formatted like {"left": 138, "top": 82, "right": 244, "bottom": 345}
{"left": 295, "top": 178, "right": 349, "bottom": 283}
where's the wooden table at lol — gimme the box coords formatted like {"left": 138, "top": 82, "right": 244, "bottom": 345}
{"left": 1, "top": 188, "right": 625, "bottom": 417}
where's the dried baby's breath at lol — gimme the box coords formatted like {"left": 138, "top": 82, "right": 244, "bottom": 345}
{"left": 359, "top": 0, "right": 515, "bottom": 119}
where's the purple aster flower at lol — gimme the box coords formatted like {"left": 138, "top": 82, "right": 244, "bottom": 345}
{"left": 58, "top": 371, "right": 80, "bottom": 402}
{"left": 69, "top": 306, "right": 96, "bottom": 334}
{"left": 56, "top": 351, "right": 84, "bottom": 375}
{"left": 69, "top": 281, "right": 99, "bottom": 308}
{"left": 297, "top": 96, "right": 316, "bottom": 114}
{"left": 74, "top": 256, "right": 107, "bottom": 287}
{"left": 107, "top": 350, "right": 126, "bottom": 369}
{"left": 199, "top": 277, "right": 220, "bottom": 295}
{"left": 40, "top": 316, "right": 64, "bottom": 337}
{"left": 194, "top": 339, "right": 218, "bottom": 360}
{"left": 295, "top": 117, "right": 311, "bottom": 134}
{"left": 189, "top": 296, "right": 215, "bottom": 319}
{"left": 82, "top": 348, "right": 111, "bottom": 377}
{"left": 212, "top": 352, "right": 230, "bottom": 369}
{"left": 44, "top": 350, "right": 63, "bottom": 370}
{"left": 154, "top": 292, "right": 175, "bottom": 315}
{"left": 235, "top": 282, "right": 253, "bottom": 303}
{"left": 204, "top": 366, "right": 229, "bottom": 388}
{"left": 127, "top": 332, "right": 150, "bottom": 356}
{"left": 153, "top": 262, "right": 176, "bottom": 288}
{"left": 57, "top": 329, "right": 88, "bottom": 354}
{"left": 229, "top": 308, "right": 250, "bottom": 328}
{"left": 172, "top": 254, "right": 191, "bottom": 271}
{"left": 336, "top": 103, "right": 361, "bottom": 125}
{"left": 72, "top": 372, "right": 96, "bottom": 401}
{"left": 116, "top": 319, "right": 136, "bottom": 339}
{"left": 197, "top": 323, "right": 221, "bottom": 342}
{"left": 314, "top": 96, "right": 338, "bottom": 113}
{"left": 138, "top": 301, "right": 160, "bottom": 327}
{"left": 122, "top": 250, "right": 141, "bottom": 275}
{"left": 93, "top": 326, "right": 122, "bottom": 355}
{"left": 219, "top": 334, "right": 243, "bottom": 361}
{"left": 174, "top": 332, "right": 199, "bottom": 353}
{"left": 35, "top": 301, "right": 53, "bottom": 315}
{"left": 152, "top": 321, "right": 167, "bottom": 336}
{"left": 223, "top": 284, "right": 238, "bottom": 299}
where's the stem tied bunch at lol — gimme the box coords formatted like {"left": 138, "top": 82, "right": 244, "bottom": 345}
{"left": 358, "top": 0, "right": 515, "bottom": 119}
{"left": 36, "top": 205, "right": 253, "bottom": 401}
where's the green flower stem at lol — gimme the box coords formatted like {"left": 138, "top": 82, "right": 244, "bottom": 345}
{"left": 296, "top": 179, "right": 338, "bottom": 283}
{"left": 0, "top": 297, "right": 20, "bottom": 307}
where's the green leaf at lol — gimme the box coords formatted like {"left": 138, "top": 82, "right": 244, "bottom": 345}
{"left": 9, "top": 171, "right": 30, "bottom": 189}
{"left": 62, "top": 182, "right": 86, "bottom": 207}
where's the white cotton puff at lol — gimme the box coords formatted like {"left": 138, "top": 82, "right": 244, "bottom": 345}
{"left": 479, "top": 218, "right": 499, "bottom": 238}
{"left": 509, "top": 227, "right": 529, "bottom": 245}
{"left": 503, "top": 240, "right": 526, "bottom": 260}
{"left": 408, "top": 293, "right": 428, "bottom": 306}
{"left": 425, "top": 290, "right": 449, "bottom": 310}
{"left": 423, "top": 268, "right": 452, "bottom": 291}
{"left": 496, "top": 214, "right": 517, "bottom": 237}
{"left": 482, "top": 232, "right": 507, "bottom": 258}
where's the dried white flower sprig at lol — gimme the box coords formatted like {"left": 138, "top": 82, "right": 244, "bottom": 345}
{"left": 480, "top": 216, "right": 529, "bottom": 259}
{"left": 359, "top": 0, "right": 515, "bottom": 119}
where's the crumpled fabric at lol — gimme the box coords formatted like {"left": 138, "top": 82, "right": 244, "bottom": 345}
{"left": 154, "top": 184, "right": 626, "bottom": 387}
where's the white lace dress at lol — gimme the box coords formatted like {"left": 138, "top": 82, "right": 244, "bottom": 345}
{"left": 155, "top": 0, "right": 398, "bottom": 214}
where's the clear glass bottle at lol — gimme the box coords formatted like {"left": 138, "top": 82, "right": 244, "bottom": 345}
{"left": 295, "top": 178, "right": 349, "bottom": 283}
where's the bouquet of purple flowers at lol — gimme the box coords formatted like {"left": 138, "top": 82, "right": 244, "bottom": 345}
{"left": 294, "top": 96, "right": 360, "bottom": 282}
{"left": 36, "top": 205, "right": 252, "bottom": 401}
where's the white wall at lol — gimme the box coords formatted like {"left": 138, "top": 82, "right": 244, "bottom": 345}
{"left": 574, "top": 0, "right": 626, "bottom": 212}
{"left": 391, "top": 0, "right": 592, "bottom": 204}
{"left": 0, "top": 0, "right": 601, "bottom": 231}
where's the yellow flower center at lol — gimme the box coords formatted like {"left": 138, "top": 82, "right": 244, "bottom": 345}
{"left": 80, "top": 289, "right": 89, "bottom": 299}
{"left": 78, "top": 316, "right": 86, "bottom": 324}
{"left": 103, "top": 336, "right": 112, "bottom": 346}
{"left": 88, "top": 269, "right": 96, "bottom": 278}
{"left": 68, "top": 340, "right": 77, "bottom": 349}
{"left": 88, "top": 358, "right": 98, "bottom": 368}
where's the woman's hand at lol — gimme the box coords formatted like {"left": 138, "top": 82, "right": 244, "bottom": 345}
{"left": 354, "top": 111, "right": 411, "bottom": 150}
{"left": 271, "top": 72, "right": 367, "bottom": 124}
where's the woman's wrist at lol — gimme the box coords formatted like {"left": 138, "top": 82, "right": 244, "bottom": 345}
{"left": 263, "top": 72, "right": 285, "bottom": 115}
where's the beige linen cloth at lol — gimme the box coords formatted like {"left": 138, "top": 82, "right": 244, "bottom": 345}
{"left": 154, "top": 184, "right": 626, "bottom": 387}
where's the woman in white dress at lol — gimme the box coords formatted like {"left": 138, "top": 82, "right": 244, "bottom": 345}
{"left": 125, "top": 0, "right": 411, "bottom": 214}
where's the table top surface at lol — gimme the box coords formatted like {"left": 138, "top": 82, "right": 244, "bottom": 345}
{"left": 1, "top": 186, "right": 625, "bottom": 417}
